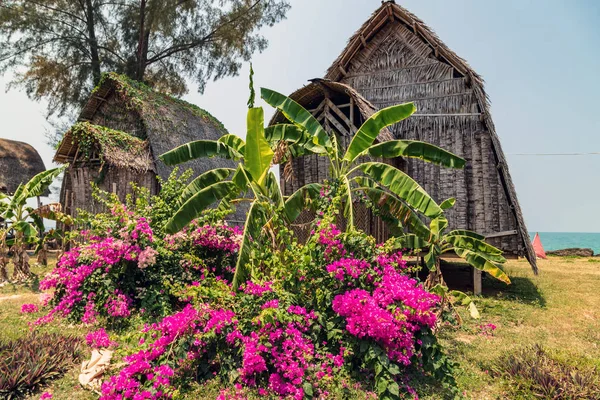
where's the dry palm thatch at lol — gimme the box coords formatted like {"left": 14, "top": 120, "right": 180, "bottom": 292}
{"left": 319, "top": 1, "right": 536, "bottom": 273}
{"left": 0, "top": 139, "right": 47, "bottom": 195}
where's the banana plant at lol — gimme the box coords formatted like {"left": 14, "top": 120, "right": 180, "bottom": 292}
{"left": 261, "top": 88, "right": 466, "bottom": 231}
{"left": 160, "top": 96, "right": 292, "bottom": 290}
{"left": 389, "top": 198, "right": 511, "bottom": 287}
{"left": 0, "top": 166, "right": 65, "bottom": 281}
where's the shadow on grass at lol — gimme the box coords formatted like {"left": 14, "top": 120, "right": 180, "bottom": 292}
{"left": 434, "top": 261, "right": 546, "bottom": 307}
{"left": 0, "top": 274, "right": 41, "bottom": 295}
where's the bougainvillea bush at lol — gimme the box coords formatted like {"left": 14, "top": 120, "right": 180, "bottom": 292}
{"left": 30, "top": 178, "right": 457, "bottom": 399}
{"left": 36, "top": 170, "right": 242, "bottom": 325}
{"left": 96, "top": 210, "right": 455, "bottom": 399}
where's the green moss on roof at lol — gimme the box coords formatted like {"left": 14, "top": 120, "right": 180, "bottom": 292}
{"left": 93, "top": 72, "right": 227, "bottom": 133}
{"left": 60, "top": 122, "right": 152, "bottom": 171}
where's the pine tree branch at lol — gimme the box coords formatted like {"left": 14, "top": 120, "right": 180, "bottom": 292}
{"left": 145, "top": 0, "right": 263, "bottom": 65}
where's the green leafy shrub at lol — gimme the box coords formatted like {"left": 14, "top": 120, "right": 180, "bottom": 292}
{"left": 0, "top": 333, "right": 82, "bottom": 399}
{"left": 493, "top": 344, "right": 600, "bottom": 399}
{"left": 35, "top": 170, "right": 242, "bottom": 325}
{"left": 95, "top": 201, "right": 457, "bottom": 400}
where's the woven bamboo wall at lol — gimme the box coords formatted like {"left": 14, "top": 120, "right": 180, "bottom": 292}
{"left": 279, "top": 90, "right": 390, "bottom": 243}
{"left": 339, "top": 21, "right": 521, "bottom": 255}
{"left": 60, "top": 163, "right": 158, "bottom": 218}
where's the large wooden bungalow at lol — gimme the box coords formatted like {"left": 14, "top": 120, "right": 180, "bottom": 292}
{"left": 270, "top": 1, "right": 537, "bottom": 277}
{"left": 54, "top": 73, "right": 243, "bottom": 221}
{"left": 0, "top": 139, "right": 47, "bottom": 195}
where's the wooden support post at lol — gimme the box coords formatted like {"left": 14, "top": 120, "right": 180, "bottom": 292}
{"left": 112, "top": 182, "right": 117, "bottom": 194}
{"left": 473, "top": 268, "right": 482, "bottom": 295}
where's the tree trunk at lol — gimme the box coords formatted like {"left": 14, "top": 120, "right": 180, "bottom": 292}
{"left": 425, "top": 258, "right": 446, "bottom": 289}
{"left": 37, "top": 243, "right": 48, "bottom": 267}
{"left": 11, "top": 233, "right": 31, "bottom": 281}
{"left": 0, "top": 253, "right": 8, "bottom": 282}
{"left": 135, "top": 0, "right": 150, "bottom": 81}
{"left": 84, "top": 0, "right": 102, "bottom": 85}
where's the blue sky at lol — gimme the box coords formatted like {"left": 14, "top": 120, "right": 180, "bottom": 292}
{"left": 0, "top": 0, "right": 598, "bottom": 232}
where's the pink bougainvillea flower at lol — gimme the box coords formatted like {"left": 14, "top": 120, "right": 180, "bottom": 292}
{"left": 21, "top": 303, "right": 39, "bottom": 313}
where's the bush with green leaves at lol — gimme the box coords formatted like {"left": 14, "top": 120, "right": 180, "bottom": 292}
{"left": 96, "top": 198, "right": 458, "bottom": 400}
{"left": 36, "top": 170, "right": 243, "bottom": 325}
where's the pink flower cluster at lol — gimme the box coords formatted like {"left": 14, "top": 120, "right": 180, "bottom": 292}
{"left": 138, "top": 247, "right": 158, "bottom": 269}
{"left": 39, "top": 392, "right": 52, "bottom": 400}
{"left": 332, "top": 261, "right": 439, "bottom": 365}
{"left": 105, "top": 290, "right": 132, "bottom": 318}
{"left": 479, "top": 323, "right": 497, "bottom": 337}
{"left": 36, "top": 216, "right": 155, "bottom": 325}
{"left": 86, "top": 328, "right": 117, "bottom": 348}
{"left": 326, "top": 258, "right": 370, "bottom": 280}
{"left": 376, "top": 251, "right": 408, "bottom": 271}
{"left": 130, "top": 218, "right": 154, "bottom": 242}
{"left": 100, "top": 303, "right": 238, "bottom": 400}
{"left": 21, "top": 303, "right": 39, "bottom": 313}
{"left": 226, "top": 308, "right": 319, "bottom": 400}
{"left": 243, "top": 281, "right": 273, "bottom": 297}
{"left": 316, "top": 223, "right": 346, "bottom": 260}
{"left": 165, "top": 223, "right": 242, "bottom": 255}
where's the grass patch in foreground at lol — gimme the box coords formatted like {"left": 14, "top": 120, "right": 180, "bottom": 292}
{"left": 2, "top": 256, "right": 600, "bottom": 399}
{"left": 492, "top": 344, "right": 600, "bottom": 399}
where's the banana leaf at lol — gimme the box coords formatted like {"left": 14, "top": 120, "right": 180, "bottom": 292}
{"left": 261, "top": 88, "right": 332, "bottom": 152}
{"left": 446, "top": 235, "right": 506, "bottom": 263}
{"left": 366, "top": 140, "right": 465, "bottom": 169}
{"left": 22, "top": 167, "right": 65, "bottom": 199}
{"left": 160, "top": 140, "right": 242, "bottom": 165}
{"left": 265, "top": 124, "right": 326, "bottom": 155}
{"left": 283, "top": 183, "right": 322, "bottom": 223}
{"left": 165, "top": 181, "right": 238, "bottom": 234}
{"left": 430, "top": 215, "right": 448, "bottom": 237}
{"left": 389, "top": 234, "right": 427, "bottom": 250}
{"left": 218, "top": 134, "right": 246, "bottom": 155}
{"left": 454, "top": 247, "right": 511, "bottom": 284}
{"left": 440, "top": 197, "right": 456, "bottom": 210}
{"left": 341, "top": 175, "right": 354, "bottom": 229}
{"left": 354, "top": 162, "right": 442, "bottom": 219}
{"left": 179, "top": 168, "right": 235, "bottom": 206}
{"left": 445, "top": 230, "right": 485, "bottom": 240}
{"left": 245, "top": 107, "right": 273, "bottom": 185}
{"left": 343, "top": 103, "right": 416, "bottom": 163}
{"left": 353, "top": 177, "right": 432, "bottom": 240}
{"left": 232, "top": 201, "right": 269, "bottom": 290}
{"left": 265, "top": 171, "right": 284, "bottom": 208}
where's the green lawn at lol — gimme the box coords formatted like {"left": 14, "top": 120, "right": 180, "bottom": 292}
{"left": 2, "top": 255, "right": 599, "bottom": 399}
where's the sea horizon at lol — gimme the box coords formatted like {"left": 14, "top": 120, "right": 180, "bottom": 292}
{"left": 528, "top": 231, "right": 600, "bottom": 254}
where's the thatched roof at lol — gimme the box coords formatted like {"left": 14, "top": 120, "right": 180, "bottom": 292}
{"left": 0, "top": 139, "right": 47, "bottom": 195}
{"left": 324, "top": 1, "right": 537, "bottom": 273}
{"left": 54, "top": 122, "right": 153, "bottom": 172}
{"left": 64, "top": 72, "right": 232, "bottom": 181}
{"left": 270, "top": 78, "right": 393, "bottom": 142}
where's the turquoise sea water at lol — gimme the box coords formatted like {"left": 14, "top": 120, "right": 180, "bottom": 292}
{"left": 529, "top": 232, "right": 600, "bottom": 254}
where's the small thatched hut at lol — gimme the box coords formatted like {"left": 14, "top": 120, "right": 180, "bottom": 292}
{"left": 54, "top": 73, "right": 242, "bottom": 221}
{"left": 272, "top": 1, "right": 537, "bottom": 275}
{"left": 0, "top": 139, "right": 47, "bottom": 195}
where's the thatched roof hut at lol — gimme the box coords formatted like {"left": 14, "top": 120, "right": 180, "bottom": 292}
{"left": 54, "top": 73, "right": 242, "bottom": 221}
{"left": 272, "top": 1, "right": 537, "bottom": 274}
{"left": 0, "top": 139, "right": 47, "bottom": 195}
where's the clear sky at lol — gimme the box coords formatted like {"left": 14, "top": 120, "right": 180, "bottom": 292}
{"left": 0, "top": 0, "right": 598, "bottom": 232}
